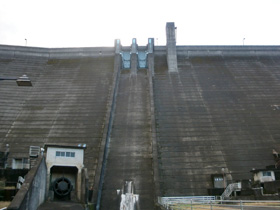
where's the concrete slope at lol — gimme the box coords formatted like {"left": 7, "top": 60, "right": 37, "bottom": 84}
{"left": 0, "top": 55, "right": 115, "bottom": 187}
{"left": 100, "top": 69, "right": 155, "bottom": 209}
{"left": 153, "top": 53, "right": 280, "bottom": 196}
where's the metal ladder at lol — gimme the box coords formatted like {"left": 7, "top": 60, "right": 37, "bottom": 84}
{"left": 221, "top": 183, "right": 241, "bottom": 200}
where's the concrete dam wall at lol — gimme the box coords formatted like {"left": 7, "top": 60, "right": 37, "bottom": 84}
{"left": 0, "top": 49, "right": 115, "bottom": 190}
{"left": 1, "top": 39, "right": 280, "bottom": 209}
{"left": 153, "top": 50, "right": 280, "bottom": 196}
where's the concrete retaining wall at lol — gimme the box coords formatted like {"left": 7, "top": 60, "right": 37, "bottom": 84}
{"left": 8, "top": 157, "right": 47, "bottom": 210}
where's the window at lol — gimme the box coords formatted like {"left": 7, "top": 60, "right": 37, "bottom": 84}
{"left": 214, "top": 177, "right": 224, "bottom": 181}
{"left": 262, "top": 171, "right": 272, "bottom": 177}
{"left": 56, "top": 151, "right": 75, "bottom": 158}
{"left": 22, "top": 158, "right": 29, "bottom": 164}
{"left": 12, "top": 158, "right": 30, "bottom": 169}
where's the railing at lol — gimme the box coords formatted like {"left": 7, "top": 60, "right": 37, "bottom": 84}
{"left": 158, "top": 196, "right": 216, "bottom": 207}
{"left": 159, "top": 199, "right": 280, "bottom": 210}
{"left": 221, "top": 182, "right": 241, "bottom": 200}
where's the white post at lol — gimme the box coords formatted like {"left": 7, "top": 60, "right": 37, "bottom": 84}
{"left": 240, "top": 200, "right": 243, "bottom": 210}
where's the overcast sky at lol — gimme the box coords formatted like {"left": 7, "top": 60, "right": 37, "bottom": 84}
{"left": 0, "top": 0, "right": 280, "bottom": 48}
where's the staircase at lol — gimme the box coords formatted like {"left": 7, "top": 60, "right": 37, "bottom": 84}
{"left": 221, "top": 183, "right": 241, "bottom": 200}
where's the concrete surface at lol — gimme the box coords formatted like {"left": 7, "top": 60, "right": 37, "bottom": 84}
{"left": 0, "top": 55, "right": 115, "bottom": 190}
{"left": 100, "top": 68, "right": 155, "bottom": 209}
{"left": 153, "top": 52, "right": 280, "bottom": 196}
{"left": 37, "top": 201, "right": 84, "bottom": 210}
{"left": 166, "top": 22, "right": 178, "bottom": 72}
{"left": 1, "top": 44, "right": 280, "bottom": 209}
{"left": 0, "top": 44, "right": 114, "bottom": 59}
{"left": 8, "top": 157, "right": 47, "bottom": 210}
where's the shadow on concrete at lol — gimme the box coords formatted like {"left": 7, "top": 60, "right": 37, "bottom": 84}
{"left": 38, "top": 201, "right": 84, "bottom": 210}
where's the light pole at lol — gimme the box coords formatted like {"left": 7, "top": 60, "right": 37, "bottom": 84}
{"left": 0, "top": 74, "right": 32, "bottom": 86}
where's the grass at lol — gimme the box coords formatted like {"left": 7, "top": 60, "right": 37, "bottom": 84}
{"left": 170, "top": 203, "right": 236, "bottom": 210}
{"left": 169, "top": 202, "right": 280, "bottom": 210}
{"left": 0, "top": 202, "right": 10, "bottom": 208}
{"left": 243, "top": 202, "right": 280, "bottom": 207}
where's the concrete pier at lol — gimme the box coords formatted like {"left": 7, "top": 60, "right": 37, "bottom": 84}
{"left": 166, "top": 22, "right": 178, "bottom": 72}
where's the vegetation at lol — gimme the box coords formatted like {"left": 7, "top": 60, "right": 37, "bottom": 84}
{"left": 169, "top": 202, "right": 280, "bottom": 210}
{"left": 0, "top": 201, "right": 10, "bottom": 208}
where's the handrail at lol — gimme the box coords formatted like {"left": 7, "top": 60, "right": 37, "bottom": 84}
{"left": 158, "top": 196, "right": 216, "bottom": 206}
{"left": 221, "top": 182, "right": 241, "bottom": 200}
{"left": 159, "top": 199, "right": 280, "bottom": 210}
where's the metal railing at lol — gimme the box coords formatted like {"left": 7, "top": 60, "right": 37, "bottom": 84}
{"left": 159, "top": 198, "right": 280, "bottom": 210}
{"left": 158, "top": 196, "right": 216, "bottom": 207}
{"left": 221, "top": 183, "right": 241, "bottom": 200}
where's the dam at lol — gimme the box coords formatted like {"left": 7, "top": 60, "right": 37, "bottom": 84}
{"left": 1, "top": 23, "right": 280, "bottom": 209}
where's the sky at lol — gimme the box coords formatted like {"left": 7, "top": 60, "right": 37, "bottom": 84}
{"left": 0, "top": 0, "right": 280, "bottom": 48}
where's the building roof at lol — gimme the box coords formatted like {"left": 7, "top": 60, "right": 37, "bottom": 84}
{"left": 44, "top": 144, "right": 87, "bottom": 150}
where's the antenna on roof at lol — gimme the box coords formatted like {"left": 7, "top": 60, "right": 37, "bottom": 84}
{"left": 25, "top": 39, "right": 27, "bottom": 46}
{"left": 243, "top": 38, "right": 245, "bottom": 46}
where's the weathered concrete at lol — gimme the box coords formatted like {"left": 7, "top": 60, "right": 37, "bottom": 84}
{"left": 153, "top": 51, "right": 280, "bottom": 196}
{"left": 0, "top": 52, "right": 115, "bottom": 192}
{"left": 38, "top": 201, "right": 84, "bottom": 210}
{"left": 131, "top": 38, "right": 137, "bottom": 54}
{"left": 81, "top": 168, "right": 89, "bottom": 205}
{"left": 115, "top": 39, "right": 121, "bottom": 54}
{"left": 93, "top": 54, "right": 122, "bottom": 208}
{"left": 8, "top": 157, "right": 47, "bottom": 210}
{"left": 99, "top": 67, "right": 155, "bottom": 209}
{"left": 147, "top": 51, "right": 160, "bottom": 200}
{"left": 2, "top": 42, "right": 280, "bottom": 208}
{"left": 147, "top": 38, "right": 154, "bottom": 54}
{"left": 0, "top": 44, "right": 114, "bottom": 59}
{"left": 130, "top": 54, "right": 138, "bottom": 75}
{"left": 166, "top": 22, "right": 178, "bottom": 72}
